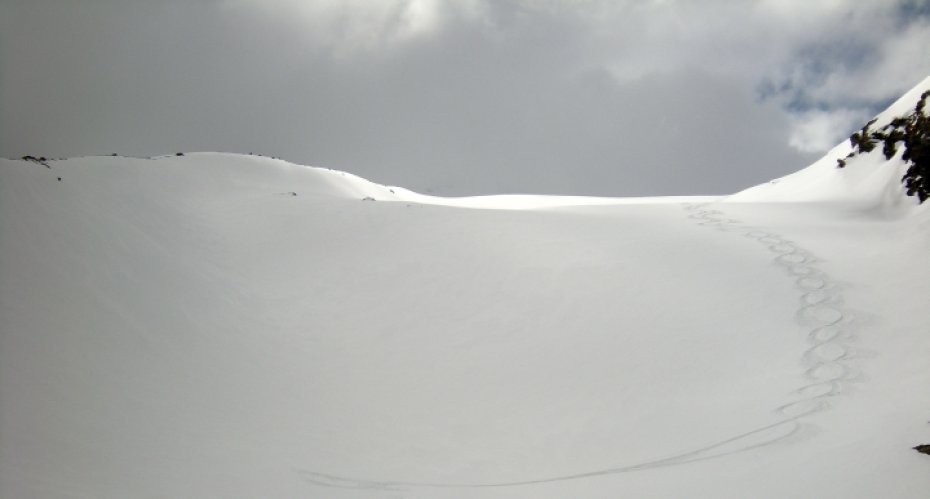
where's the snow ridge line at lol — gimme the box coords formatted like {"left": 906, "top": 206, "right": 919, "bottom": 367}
{"left": 296, "top": 203, "right": 858, "bottom": 492}
{"left": 683, "top": 202, "right": 857, "bottom": 420}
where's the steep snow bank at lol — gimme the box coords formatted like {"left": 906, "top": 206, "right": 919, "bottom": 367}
{"left": 729, "top": 75, "right": 930, "bottom": 217}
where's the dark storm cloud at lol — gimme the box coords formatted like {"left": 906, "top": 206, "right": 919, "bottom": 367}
{"left": 1, "top": 1, "right": 927, "bottom": 196}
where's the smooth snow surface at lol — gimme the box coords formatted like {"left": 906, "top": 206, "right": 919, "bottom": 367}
{"left": 2, "top": 79, "right": 930, "bottom": 498}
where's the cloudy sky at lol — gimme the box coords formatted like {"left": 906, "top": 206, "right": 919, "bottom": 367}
{"left": 2, "top": 1, "right": 928, "bottom": 196}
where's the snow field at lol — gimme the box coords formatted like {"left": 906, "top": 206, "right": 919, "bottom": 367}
{"left": 2, "top": 122, "right": 930, "bottom": 498}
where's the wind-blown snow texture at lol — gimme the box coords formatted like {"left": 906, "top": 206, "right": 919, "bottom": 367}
{"left": 2, "top": 77, "right": 930, "bottom": 498}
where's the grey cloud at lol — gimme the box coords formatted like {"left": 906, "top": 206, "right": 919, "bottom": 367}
{"left": 756, "top": 1, "right": 930, "bottom": 135}
{"left": 0, "top": 0, "right": 923, "bottom": 196}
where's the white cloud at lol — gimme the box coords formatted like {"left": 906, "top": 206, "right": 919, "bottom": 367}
{"left": 787, "top": 108, "right": 868, "bottom": 153}
{"left": 224, "top": 1, "right": 928, "bottom": 102}
{"left": 223, "top": 0, "right": 488, "bottom": 56}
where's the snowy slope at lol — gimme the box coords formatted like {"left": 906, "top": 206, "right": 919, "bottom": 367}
{"left": 730, "top": 75, "right": 930, "bottom": 214}
{"left": 2, "top": 81, "right": 930, "bottom": 498}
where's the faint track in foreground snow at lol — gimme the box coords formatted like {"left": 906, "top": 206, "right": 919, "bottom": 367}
{"left": 297, "top": 202, "right": 860, "bottom": 492}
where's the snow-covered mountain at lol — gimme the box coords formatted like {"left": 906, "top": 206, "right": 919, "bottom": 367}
{"left": 2, "top": 78, "right": 929, "bottom": 499}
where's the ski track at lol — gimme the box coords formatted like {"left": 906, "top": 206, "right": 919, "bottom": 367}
{"left": 297, "top": 202, "right": 859, "bottom": 492}
{"left": 682, "top": 203, "right": 858, "bottom": 420}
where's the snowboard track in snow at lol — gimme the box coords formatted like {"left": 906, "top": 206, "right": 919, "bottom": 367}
{"left": 297, "top": 202, "right": 859, "bottom": 491}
